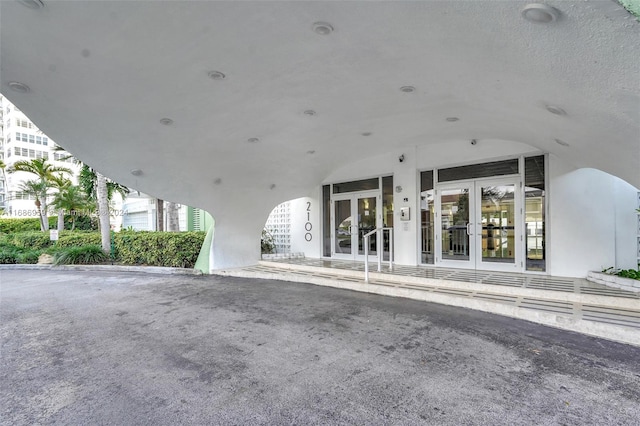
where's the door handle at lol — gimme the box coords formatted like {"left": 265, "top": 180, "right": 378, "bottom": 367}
{"left": 466, "top": 222, "right": 473, "bottom": 235}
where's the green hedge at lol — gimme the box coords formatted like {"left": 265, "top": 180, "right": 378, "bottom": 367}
{"left": 114, "top": 231, "right": 205, "bottom": 268}
{"left": 0, "top": 230, "right": 206, "bottom": 268}
{"left": 0, "top": 216, "right": 97, "bottom": 233}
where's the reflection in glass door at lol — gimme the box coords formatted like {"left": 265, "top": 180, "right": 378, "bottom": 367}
{"left": 438, "top": 185, "right": 474, "bottom": 266}
{"left": 357, "top": 196, "right": 377, "bottom": 256}
{"left": 478, "top": 183, "right": 516, "bottom": 268}
{"left": 334, "top": 199, "right": 352, "bottom": 255}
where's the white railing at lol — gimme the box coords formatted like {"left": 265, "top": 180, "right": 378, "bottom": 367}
{"left": 363, "top": 227, "right": 394, "bottom": 283}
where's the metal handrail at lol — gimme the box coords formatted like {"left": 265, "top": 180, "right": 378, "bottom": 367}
{"left": 364, "top": 227, "right": 394, "bottom": 283}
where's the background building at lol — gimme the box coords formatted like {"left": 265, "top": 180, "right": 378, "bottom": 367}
{"left": 0, "top": 95, "right": 79, "bottom": 217}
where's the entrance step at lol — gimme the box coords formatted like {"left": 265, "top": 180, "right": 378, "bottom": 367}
{"left": 215, "top": 260, "right": 640, "bottom": 347}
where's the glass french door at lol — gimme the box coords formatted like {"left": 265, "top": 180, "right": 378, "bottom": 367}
{"left": 332, "top": 191, "right": 380, "bottom": 260}
{"left": 435, "top": 178, "right": 522, "bottom": 271}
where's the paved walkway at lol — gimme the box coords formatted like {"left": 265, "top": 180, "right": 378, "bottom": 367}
{"left": 218, "top": 259, "right": 640, "bottom": 346}
{"left": 1, "top": 269, "right": 639, "bottom": 425}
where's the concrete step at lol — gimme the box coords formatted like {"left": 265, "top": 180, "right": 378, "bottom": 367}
{"left": 215, "top": 261, "right": 640, "bottom": 347}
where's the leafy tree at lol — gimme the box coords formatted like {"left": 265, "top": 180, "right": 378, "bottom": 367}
{"left": 17, "top": 179, "right": 48, "bottom": 229}
{"left": 8, "top": 158, "right": 71, "bottom": 231}
{"left": 51, "top": 185, "right": 90, "bottom": 231}
{"left": 49, "top": 173, "right": 73, "bottom": 231}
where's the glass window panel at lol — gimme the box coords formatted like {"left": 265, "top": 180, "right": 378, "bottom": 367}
{"left": 382, "top": 176, "right": 393, "bottom": 261}
{"left": 525, "top": 155, "right": 545, "bottom": 271}
{"left": 420, "top": 171, "right": 435, "bottom": 264}
{"left": 333, "top": 177, "right": 379, "bottom": 194}
{"left": 438, "top": 159, "right": 519, "bottom": 183}
{"left": 323, "top": 185, "right": 331, "bottom": 257}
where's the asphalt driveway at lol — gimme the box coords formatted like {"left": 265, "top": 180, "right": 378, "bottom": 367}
{"left": 1, "top": 269, "right": 639, "bottom": 425}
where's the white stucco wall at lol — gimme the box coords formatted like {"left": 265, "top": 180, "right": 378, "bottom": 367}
{"left": 548, "top": 157, "right": 639, "bottom": 277}
{"left": 290, "top": 196, "right": 321, "bottom": 258}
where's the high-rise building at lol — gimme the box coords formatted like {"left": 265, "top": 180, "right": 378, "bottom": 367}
{"left": 0, "top": 95, "right": 79, "bottom": 217}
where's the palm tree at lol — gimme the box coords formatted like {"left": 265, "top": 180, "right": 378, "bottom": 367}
{"left": 51, "top": 185, "right": 90, "bottom": 231}
{"left": 79, "top": 164, "right": 129, "bottom": 252}
{"left": 49, "top": 173, "right": 72, "bottom": 231}
{"left": 17, "top": 179, "right": 48, "bottom": 226}
{"left": 8, "top": 158, "right": 72, "bottom": 231}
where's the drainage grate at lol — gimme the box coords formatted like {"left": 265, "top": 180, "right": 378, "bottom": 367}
{"left": 473, "top": 293, "right": 519, "bottom": 304}
{"left": 582, "top": 305, "right": 640, "bottom": 329}
{"left": 519, "top": 298, "right": 573, "bottom": 315}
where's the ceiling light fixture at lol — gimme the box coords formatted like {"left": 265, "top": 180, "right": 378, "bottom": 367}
{"left": 554, "top": 138, "right": 570, "bottom": 147}
{"left": 446, "top": 117, "right": 459, "bottom": 122}
{"left": 522, "top": 4, "right": 560, "bottom": 23}
{"left": 312, "top": 22, "right": 334, "bottom": 35}
{"left": 207, "top": 70, "right": 226, "bottom": 80}
{"left": 159, "top": 118, "right": 173, "bottom": 125}
{"left": 545, "top": 105, "right": 567, "bottom": 116}
{"left": 247, "top": 137, "right": 259, "bottom": 143}
{"left": 400, "top": 86, "right": 416, "bottom": 93}
{"left": 361, "top": 132, "right": 372, "bottom": 137}
{"left": 7, "top": 81, "right": 30, "bottom": 93}
{"left": 214, "top": 178, "right": 222, "bottom": 185}
{"left": 307, "top": 150, "right": 316, "bottom": 154}
{"left": 16, "top": 0, "right": 45, "bottom": 9}
{"left": 131, "top": 169, "right": 143, "bottom": 176}
{"left": 303, "top": 110, "right": 316, "bottom": 116}
{"left": 270, "top": 184, "right": 276, "bottom": 190}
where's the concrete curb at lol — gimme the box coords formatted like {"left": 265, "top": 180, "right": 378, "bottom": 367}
{"left": 587, "top": 271, "right": 640, "bottom": 293}
{"left": 0, "top": 264, "right": 203, "bottom": 275}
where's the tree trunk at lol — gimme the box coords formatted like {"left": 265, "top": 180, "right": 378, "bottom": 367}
{"left": 96, "top": 172, "right": 111, "bottom": 254}
{"left": 156, "top": 198, "right": 164, "bottom": 232}
{"left": 35, "top": 199, "right": 47, "bottom": 231}
{"left": 57, "top": 209, "right": 65, "bottom": 232}
{"left": 167, "top": 202, "right": 180, "bottom": 232}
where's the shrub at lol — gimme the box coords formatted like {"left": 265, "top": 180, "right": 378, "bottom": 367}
{"left": 15, "top": 249, "right": 42, "bottom": 264}
{"left": 8, "top": 232, "right": 52, "bottom": 250}
{"left": 56, "top": 232, "right": 101, "bottom": 248}
{"left": 53, "top": 245, "right": 109, "bottom": 265}
{"left": 0, "top": 247, "right": 19, "bottom": 264}
{"left": 113, "top": 231, "right": 205, "bottom": 268}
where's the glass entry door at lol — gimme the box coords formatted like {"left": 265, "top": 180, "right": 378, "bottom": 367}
{"left": 332, "top": 191, "right": 380, "bottom": 260}
{"left": 436, "top": 183, "right": 475, "bottom": 267}
{"left": 435, "top": 178, "right": 522, "bottom": 271}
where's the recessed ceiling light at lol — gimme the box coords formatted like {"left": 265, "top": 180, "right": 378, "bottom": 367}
{"left": 307, "top": 150, "right": 316, "bottom": 154}
{"left": 545, "top": 105, "right": 567, "bottom": 116}
{"left": 446, "top": 117, "right": 459, "bottom": 122}
{"left": 303, "top": 110, "right": 316, "bottom": 116}
{"left": 214, "top": 178, "right": 222, "bottom": 185}
{"left": 131, "top": 169, "right": 143, "bottom": 176}
{"left": 312, "top": 22, "right": 334, "bottom": 35}
{"left": 361, "top": 132, "right": 372, "bottom": 137}
{"left": 207, "top": 70, "right": 226, "bottom": 80}
{"left": 7, "top": 81, "right": 30, "bottom": 93}
{"left": 400, "top": 86, "right": 416, "bottom": 93}
{"left": 522, "top": 4, "right": 560, "bottom": 23}
{"left": 554, "top": 138, "right": 570, "bottom": 147}
{"left": 17, "top": 0, "right": 45, "bottom": 9}
{"left": 247, "top": 137, "right": 259, "bottom": 143}
{"left": 159, "top": 118, "right": 173, "bottom": 125}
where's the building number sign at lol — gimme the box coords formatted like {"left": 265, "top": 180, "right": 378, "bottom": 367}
{"left": 305, "top": 201, "right": 313, "bottom": 242}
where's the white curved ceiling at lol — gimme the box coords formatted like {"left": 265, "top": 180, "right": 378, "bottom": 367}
{"left": 1, "top": 1, "right": 638, "bottom": 213}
